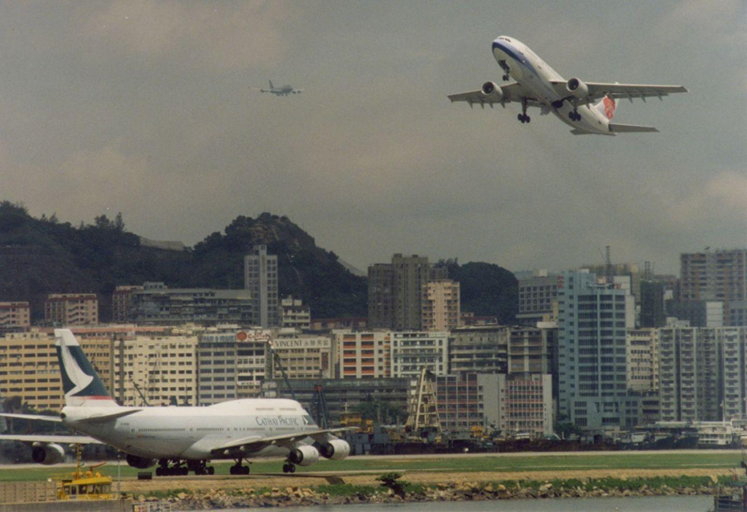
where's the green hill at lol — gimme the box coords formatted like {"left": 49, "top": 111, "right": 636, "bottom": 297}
{"left": 0, "top": 203, "right": 365, "bottom": 321}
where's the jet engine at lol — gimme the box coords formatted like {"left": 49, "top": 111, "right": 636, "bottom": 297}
{"left": 126, "top": 454, "right": 157, "bottom": 469}
{"left": 566, "top": 78, "right": 589, "bottom": 99}
{"left": 481, "top": 82, "right": 504, "bottom": 102}
{"left": 31, "top": 443, "right": 65, "bottom": 465}
{"left": 288, "top": 445, "right": 320, "bottom": 467}
{"left": 316, "top": 439, "right": 351, "bottom": 461}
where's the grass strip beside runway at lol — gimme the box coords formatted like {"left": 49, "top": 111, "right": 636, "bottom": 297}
{"left": 0, "top": 451, "right": 743, "bottom": 483}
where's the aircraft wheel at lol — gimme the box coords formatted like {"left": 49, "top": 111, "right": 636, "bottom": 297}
{"left": 289, "top": 464, "right": 296, "bottom": 474}
{"left": 517, "top": 114, "right": 523, "bottom": 123}
{"left": 526, "top": 116, "right": 531, "bottom": 123}
{"left": 230, "top": 466, "right": 237, "bottom": 475}
{"left": 208, "top": 466, "right": 215, "bottom": 476}
{"left": 282, "top": 463, "right": 290, "bottom": 473}
{"left": 155, "top": 467, "right": 163, "bottom": 477}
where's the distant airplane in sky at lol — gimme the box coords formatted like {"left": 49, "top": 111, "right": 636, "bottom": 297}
{"left": 449, "top": 36, "right": 687, "bottom": 135}
{"left": 0, "top": 329, "right": 351, "bottom": 477}
{"left": 258, "top": 80, "right": 303, "bottom": 96}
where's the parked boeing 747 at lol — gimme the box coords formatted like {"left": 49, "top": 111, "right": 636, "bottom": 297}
{"left": 449, "top": 36, "right": 687, "bottom": 135}
{"left": 0, "top": 330, "right": 352, "bottom": 476}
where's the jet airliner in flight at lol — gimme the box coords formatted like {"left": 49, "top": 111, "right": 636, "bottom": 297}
{"left": 259, "top": 80, "right": 303, "bottom": 96}
{"left": 449, "top": 36, "right": 687, "bottom": 135}
{"left": 0, "top": 330, "right": 352, "bottom": 476}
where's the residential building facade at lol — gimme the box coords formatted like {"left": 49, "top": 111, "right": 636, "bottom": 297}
{"left": 422, "top": 280, "right": 461, "bottom": 332}
{"left": 244, "top": 245, "right": 279, "bottom": 328}
{"left": 44, "top": 294, "right": 99, "bottom": 325}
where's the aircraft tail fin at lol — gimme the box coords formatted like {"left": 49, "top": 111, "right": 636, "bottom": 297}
{"left": 55, "top": 329, "right": 117, "bottom": 408}
{"left": 269, "top": 80, "right": 274, "bottom": 89}
{"left": 608, "top": 123, "right": 659, "bottom": 133}
{"left": 594, "top": 95, "right": 618, "bottom": 120}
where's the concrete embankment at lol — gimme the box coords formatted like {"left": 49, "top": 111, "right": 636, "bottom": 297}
{"left": 0, "top": 499, "right": 133, "bottom": 512}
{"left": 125, "top": 471, "right": 739, "bottom": 510}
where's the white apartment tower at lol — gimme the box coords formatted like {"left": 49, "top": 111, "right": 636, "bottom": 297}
{"left": 244, "top": 245, "right": 279, "bottom": 328}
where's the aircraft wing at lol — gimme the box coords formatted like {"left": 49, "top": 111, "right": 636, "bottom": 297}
{"left": 210, "top": 427, "right": 356, "bottom": 455}
{"left": 0, "top": 413, "right": 62, "bottom": 423}
{"left": 549, "top": 81, "right": 688, "bottom": 102}
{"left": 448, "top": 82, "right": 542, "bottom": 108}
{"left": 0, "top": 434, "right": 103, "bottom": 445}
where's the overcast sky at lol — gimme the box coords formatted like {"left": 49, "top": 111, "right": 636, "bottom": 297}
{"left": 1, "top": 1, "right": 745, "bottom": 275}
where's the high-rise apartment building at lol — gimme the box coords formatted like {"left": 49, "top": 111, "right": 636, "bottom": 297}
{"left": 448, "top": 325, "right": 509, "bottom": 374}
{"left": 517, "top": 271, "right": 559, "bottom": 325}
{"left": 44, "top": 294, "right": 99, "bottom": 325}
{"left": 390, "top": 331, "right": 449, "bottom": 377}
{"left": 280, "top": 296, "right": 310, "bottom": 331}
{"left": 337, "top": 331, "right": 391, "bottom": 379}
{"left": 680, "top": 249, "right": 747, "bottom": 326}
{"left": 266, "top": 332, "right": 335, "bottom": 380}
{"left": 626, "top": 328, "right": 659, "bottom": 393}
{"left": 128, "top": 283, "right": 252, "bottom": 325}
{"left": 422, "top": 280, "right": 461, "bottom": 332}
{"left": 367, "top": 254, "right": 446, "bottom": 330}
{"left": 558, "top": 271, "right": 636, "bottom": 431}
{"left": 113, "top": 334, "right": 198, "bottom": 407}
{"left": 0, "top": 302, "right": 30, "bottom": 331}
{"left": 112, "top": 285, "right": 144, "bottom": 323}
{"left": 244, "top": 245, "right": 279, "bottom": 328}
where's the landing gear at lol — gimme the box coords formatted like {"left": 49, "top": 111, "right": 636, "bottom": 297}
{"left": 498, "top": 61, "right": 510, "bottom": 82}
{"left": 156, "top": 459, "right": 213, "bottom": 476}
{"left": 282, "top": 463, "right": 297, "bottom": 474}
{"left": 229, "top": 459, "right": 250, "bottom": 475}
{"left": 568, "top": 110, "right": 581, "bottom": 122}
{"left": 188, "top": 460, "right": 214, "bottom": 476}
{"left": 517, "top": 98, "right": 530, "bottom": 124}
{"left": 156, "top": 459, "right": 189, "bottom": 476}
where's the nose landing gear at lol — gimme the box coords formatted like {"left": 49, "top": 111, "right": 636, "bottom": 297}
{"left": 498, "top": 61, "right": 511, "bottom": 82}
{"left": 568, "top": 110, "right": 582, "bottom": 122}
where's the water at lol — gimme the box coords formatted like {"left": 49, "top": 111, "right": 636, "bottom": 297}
{"left": 222, "top": 495, "right": 713, "bottom": 512}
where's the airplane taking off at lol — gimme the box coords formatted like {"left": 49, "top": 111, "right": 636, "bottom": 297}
{"left": 448, "top": 36, "right": 687, "bottom": 135}
{"left": 259, "top": 80, "right": 303, "bottom": 96}
{"left": 0, "top": 330, "right": 352, "bottom": 476}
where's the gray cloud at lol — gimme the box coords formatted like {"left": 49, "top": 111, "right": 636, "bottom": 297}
{"left": 1, "top": 0, "right": 744, "bottom": 276}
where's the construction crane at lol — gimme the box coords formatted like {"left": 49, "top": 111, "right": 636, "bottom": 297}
{"left": 405, "top": 367, "right": 443, "bottom": 442}
{"left": 311, "top": 382, "right": 330, "bottom": 429}
{"left": 267, "top": 342, "right": 296, "bottom": 401}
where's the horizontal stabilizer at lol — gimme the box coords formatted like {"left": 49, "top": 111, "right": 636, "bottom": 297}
{"left": 82, "top": 409, "right": 142, "bottom": 423}
{"left": 609, "top": 123, "right": 659, "bottom": 133}
{"left": 0, "top": 434, "right": 102, "bottom": 445}
{"left": 0, "top": 413, "right": 62, "bottom": 423}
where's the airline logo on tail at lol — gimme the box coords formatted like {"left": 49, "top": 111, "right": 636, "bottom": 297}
{"left": 600, "top": 95, "right": 617, "bottom": 120}
{"left": 55, "top": 329, "right": 114, "bottom": 406}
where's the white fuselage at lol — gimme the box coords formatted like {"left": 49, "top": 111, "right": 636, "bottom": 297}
{"left": 492, "top": 36, "right": 611, "bottom": 134}
{"left": 62, "top": 399, "right": 316, "bottom": 460}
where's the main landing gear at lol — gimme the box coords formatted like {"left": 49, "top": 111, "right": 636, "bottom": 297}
{"left": 230, "top": 459, "right": 250, "bottom": 475}
{"left": 155, "top": 459, "right": 213, "bottom": 476}
{"left": 282, "top": 462, "right": 297, "bottom": 474}
{"left": 517, "top": 98, "right": 530, "bottom": 124}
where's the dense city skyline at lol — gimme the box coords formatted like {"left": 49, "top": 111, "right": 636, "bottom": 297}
{"left": 1, "top": 1, "right": 744, "bottom": 274}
